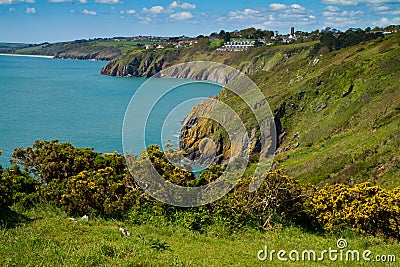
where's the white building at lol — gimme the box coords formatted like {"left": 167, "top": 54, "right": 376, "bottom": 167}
{"left": 221, "top": 40, "right": 255, "bottom": 51}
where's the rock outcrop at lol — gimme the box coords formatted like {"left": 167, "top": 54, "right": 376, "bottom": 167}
{"left": 101, "top": 53, "right": 165, "bottom": 77}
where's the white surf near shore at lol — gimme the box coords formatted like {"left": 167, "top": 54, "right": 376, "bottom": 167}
{"left": 0, "top": 53, "right": 54, "bottom": 59}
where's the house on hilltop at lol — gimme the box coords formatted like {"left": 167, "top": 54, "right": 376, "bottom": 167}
{"left": 218, "top": 40, "right": 255, "bottom": 51}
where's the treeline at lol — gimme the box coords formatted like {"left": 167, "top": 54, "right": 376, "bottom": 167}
{"left": 1, "top": 141, "right": 399, "bottom": 238}
{"left": 208, "top": 28, "right": 275, "bottom": 42}
{"left": 311, "top": 28, "right": 384, "bottom": 56}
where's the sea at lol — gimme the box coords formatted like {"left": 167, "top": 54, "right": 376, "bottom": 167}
{"left": 0, "top": 55, "right": 221, "bottom": 168}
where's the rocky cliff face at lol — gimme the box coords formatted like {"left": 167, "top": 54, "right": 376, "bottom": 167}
{"left": 179, "top": 97, "right": 263, "bottom": 165}
{"left": 101, "top": 52, "right": 166, "bottom": 77}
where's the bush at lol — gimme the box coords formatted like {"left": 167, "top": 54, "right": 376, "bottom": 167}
{"left": 307, "top": 182, "right": 400, "bottom": 238}
{"left": 59, "top": 167, "right": 134, "bottom": 217}
{"left": 224, "top": 170, "right": 310, "bottom": 228}
{"left": 8, "top": 141, "right": 132, "bottom": 216}
{"left": 0, "top": 165, "right": 40, "bottom": 208}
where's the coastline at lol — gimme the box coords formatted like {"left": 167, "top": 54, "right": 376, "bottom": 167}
{"left": 0, "top": 53, "right": 54, "bottom": 59}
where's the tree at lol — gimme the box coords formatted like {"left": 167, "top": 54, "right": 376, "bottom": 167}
{"left": 372, "top": 26, "right": 382, "bottom": 32}
{"left": 193, "top": 37, "right": 210, "bottom": 51}
{"left": 223, "top": 32, "right": 231, "bottom": 42}
{"left": 320, "top": 32, "right": 336, "bottom": 51}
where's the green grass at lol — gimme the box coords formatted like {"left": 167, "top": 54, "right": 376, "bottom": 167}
{"left": 1, "top": 205, "right": 399, "bottom": 266}
{"left": 14, "top": 44, "right": 48, "bottom": 54}
{"left": 210, "top": 40, "right": 224, "bottom": 47}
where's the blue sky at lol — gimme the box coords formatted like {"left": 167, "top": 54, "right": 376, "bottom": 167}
{"left": 0, "top": 0, "right": 399, "bottom": 43}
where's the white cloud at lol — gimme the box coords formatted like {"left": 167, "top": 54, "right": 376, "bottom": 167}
{"left": 224, "top": 3, "right": 317, "bottom": 29}
{"left": 368, "top": 5, "right": 389, "bottom": 11}
{"left": 0, "top": 0, "right": 34, "bottom": 4}
{"left": 269, "top": 3, "right": 287, "bottom": 10}
{"left": 268, "top": 3, "right": 305, "bottom": 13}
{"left": 26, "top": 7, "right": 35, "bottom": 13}
{"left": 95, "top": 0, "right": 119, "bottom": 4}
{"left": 321, "top": 0, "right": 358, "bottom": 5}
{"left": 138, "top": 16, "right": 152, "bottom": 24}
{"left": 228, "top": 8, "right": 261, "bottom": 20}
{"left": 169, "top": 11, "right": 193, "bottom": 20}
{"left": 380, "top": 17, "right": 389, "bottom": 23}
{"left": 143, "top": 5, "right": 164, "bottom": 13}
{"left": 375, "top": 16, "right": 400, "bottom": 25}
{"left": 8, "top": 7, "right": 15, "bottom": 11}
{"left": 79, "top": 0, "right": 87, "bottom": 3}
{"left": 49, "top": 0, "right": 72, "bottom": 2}
{"left": 322, "top": 7, "right": 364, "bottom": 27}
{"left": 82, "top": 9, "right": 96, "bottom": 15}
{"left": 322, "top": 0, "right": 400, "bottom": 5}
{"left": 326, "top": 5, "right": 340, "bottom": 11}
{"left": 69, "top": 9, "right": 75, "bottom": 13}
{"left": 291, "top": 4, "right": 305, "bottom": 11}
{"left": 126, "top": 9, "right": 136, "bottom": 14}
{"left": 368, "top": 4, "right": 400, "bottom": 15}
{"left": 378, "top": 10, "right": 400, "bottom": 15}
{"left": 169, "top": 1, "right": 196, "bottom": 9}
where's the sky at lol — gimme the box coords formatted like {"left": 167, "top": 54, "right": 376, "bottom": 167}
{"left": 0, "top": 0, "right": 399, "bottom": 43}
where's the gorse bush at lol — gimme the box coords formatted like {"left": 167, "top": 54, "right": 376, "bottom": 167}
{"left": 7, "top": 141, "right": 135, "bottom": 216}
{"left": 0, "top": 165, "right": 40, "bottom": 208}
{"left": 60, "top": 167, "right": 131, "bottom": 217}
{"left": 11, "top": 140, "right": 100, "bottom": 184}
{"left": 307, "top": 182, "right": 400, "bottom": 238}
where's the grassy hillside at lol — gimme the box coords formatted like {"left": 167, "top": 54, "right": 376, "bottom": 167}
{"left": 1, "top": 204, "right": 398, "bottom": 266}
{"left": 249, "top": 33, "right": 400, "bottom": 187}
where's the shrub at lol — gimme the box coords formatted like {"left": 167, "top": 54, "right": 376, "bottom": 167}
{"left": 307, "top": 182, "right": 400, "bottom": 238}
{"left": 11, "top": 140, "right": 100, "bottom": 184}
{"left": 0, "top": 165, "right": 40, "bottom": 208}
{"left": 209, "top": 170, "right": 311, "bottom": 229}
{"left": 59, "top": 167, "right": 133, "bottom": 217}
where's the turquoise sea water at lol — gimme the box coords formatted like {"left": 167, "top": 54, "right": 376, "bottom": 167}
{"left": 0, "top": 55, "right": 221, "bottom": 168}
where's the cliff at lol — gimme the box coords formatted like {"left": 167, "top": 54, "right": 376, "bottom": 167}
{"left": 101, "top": 50, "right": 166, "bottom": 77}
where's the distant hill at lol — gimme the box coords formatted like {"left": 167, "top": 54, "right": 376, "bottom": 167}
{"left": 0, "top": 38, "right": 163, "bottom": 61}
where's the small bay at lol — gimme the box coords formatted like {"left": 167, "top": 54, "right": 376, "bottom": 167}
{"left": 0, "top": 55, "right": 221, "bottom": 168}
